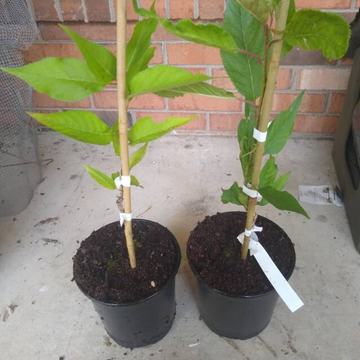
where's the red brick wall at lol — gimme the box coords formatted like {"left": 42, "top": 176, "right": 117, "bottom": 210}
{"left": 26, "top": 0, "right": 356, "bottom": 134}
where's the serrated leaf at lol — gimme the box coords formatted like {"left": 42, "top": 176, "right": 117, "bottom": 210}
{"left": 132, "top": 0, "right": 157, "bottom": 17}
{"left": 155, "top": 81, "right": 236, "bottom": 99}
{"left": 258, "top": 187, "right": 309, "bottom": 218}
{"left": 129, "top": 115, "right": 197, "bottom": 145}
{"left": 221, "top": 182, "right": 248, "bottom": 207}
{"left": 28, "top": 111, "right": 112, "bottom": 145}
{"left": 84, "top": 165, "right": 116, "bottom": 190}
{"left": 126, "top": 18, "right": 158, "bottom": 72}
{"left": 60, "top": 24, "right": 116, "bottom": 84}
{"left": 159, "top": 18, "right": 237, "bottom": 52}
{"left": 128, "top": 66, "right": 211, "bottom": 98}
{"left": 129, "top": 143, "right": 149, "bottom": 169}
{"left": 1, "top": 58, "right": 106, "bottom": 101}
{"left": 284, "top": 10, "right": 350, "bottom": 61}
{"left": 127, "top": 46, "right": 156, "bottom": 82}
{"left": 112, "top": 120, "right": 120, "bottom": 155}
{"left": 265, "top": 92, "right": 304, "bottom": 155}
{"left": 257, "top": 171, "right": 291, "bottom": 206}
{"left": 221, "top": 1, "right": 264, "bottom": 101}
{"left": 235, "top": 0, "right": 273, "bottom": 24}
{"left": 259, "top": 156, "right": 278, "bottom": 188}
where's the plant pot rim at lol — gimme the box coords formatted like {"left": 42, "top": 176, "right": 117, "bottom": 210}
{"left": 74, "top": 218, "right": 181, "bottom": 307}
{"left": 187, "top": 211, "right": 295, "bottom": 300}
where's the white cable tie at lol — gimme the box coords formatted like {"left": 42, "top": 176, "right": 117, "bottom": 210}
{"left": 253, "top": 128, "right": 268, "bottom": 142}
{"left": 237, "top": 232, "right": 304, "bottom": 313}
{"left": 243, "top": 184, "right": 262, "bottom": 201}
{"left": 115, "top": 175, "right": 131, "bottom": 189}
{"left": 244, "top": 225, "right": 263, "bottom": 238}
{"left": 119, "top": 212, "right": 132, "bottom": 226}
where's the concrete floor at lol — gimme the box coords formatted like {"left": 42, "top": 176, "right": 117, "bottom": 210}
{"left": 0, "top": 133, "right": 359, "bottom": 360}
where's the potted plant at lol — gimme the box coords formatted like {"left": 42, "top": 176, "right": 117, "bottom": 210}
{"left": 0, "top": 0, "right": 235, "bottom": 348}
{"left": 135, "top": 0, "right": 350, "bottom": 339}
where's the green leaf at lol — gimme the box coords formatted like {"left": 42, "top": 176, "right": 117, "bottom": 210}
{"left": 284, "top": 10, "right": 350, "bottom": 61}
{"left": 126, "top": 19, "right": 158, "bottom": 72}
{"left": 259, "top": 156, "right": 278, "bottom": 188}
{"left": 238, "top": 114, "right": 255, "bottom": 176}
{"left": 84, "top": 165, "right": 116, "bottom": 190}
{"left": 59, "top": 24, "right": 116, "bottom": 84}
{"left": 159, "top": 18, "right": 237, "bottom": 52}
{"left": 221, "top": 182, "right": 248, "bottom": 207}
{"left": 235, "top": 0, "right": 274, "bottom": 24}
{"left": 155, "top": 82, "right": 236, "bottom": 99}
{"left": 28, "top": 111, "right": 113, "bottom": 145}
{"left": 112, "top": 121, "right": 120, "bottom": 155}
{"left": 258, "top": 187, "right": 310, "bottom": 218}
{"left": 129, "top": 66, "right": 209, "bottom": 97}
{"left": 129, "top": 115, "right": 197, "bottom": 145}
{"left": 132, "top": 0, "right": 157, "bottom": 17}
{"left": 257, "top": 171, "right": 291, "bottom": 206}
{"left": 127, "top": 46, "right": 156, "bottom": 82}
{"left": 130, "top": 175, "right": 143, "bottom": 188}
{"left": 265, "top": 92, "right": 304, "bottom": 155}
{"left": 1, "top": 58, "right": 105, "bottom": 101}
{"left": 129, "top": 143, "right": 149, "bottom": 169}
{"left": 221, "top": 1, "right": 264, "bottom": 101}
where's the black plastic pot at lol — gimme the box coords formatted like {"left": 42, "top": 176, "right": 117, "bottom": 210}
{"left": 187, "top": 212, "right": 295, "bottom": 340}
{"left": 75, "top": 220, "right": 181, "bottom": 348}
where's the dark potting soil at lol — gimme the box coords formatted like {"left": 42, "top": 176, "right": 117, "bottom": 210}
{"left": 187, "top": 212, "right": 296, "bottom": 296}
{"left": 73, "top": 220, "right": 179, "bottom": 304}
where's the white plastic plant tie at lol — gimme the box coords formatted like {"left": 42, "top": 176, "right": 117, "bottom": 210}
{"left": 119, "top": 212, "right": 132, "bottom": 226}
{"left": 115, "top": 175, "right": 131, "bottom": 189}
{"left": 253, "top": 121, "right": 272, "bottom": 143}
{"left": 244, "top": 225, "right": 263, "bottom": 237}
{"left": 237, "top": 232, "right": 304, "bottom": 313}
{"left": 243, "top": 184, "right": 262, "bottom": 201}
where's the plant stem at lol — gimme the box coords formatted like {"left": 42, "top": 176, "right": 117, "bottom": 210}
{"left": 117, "top": 0, "right": 136, "bottom": 269}
{"left": 241, "top": 0, "right": 290, "bottom": 261}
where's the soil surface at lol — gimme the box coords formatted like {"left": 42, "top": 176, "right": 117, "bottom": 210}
{"left": 73, "top": 220, "right": 179, "bottom": 303}
{"left": 187, "top": 212, "right": 296, "bottom": 296}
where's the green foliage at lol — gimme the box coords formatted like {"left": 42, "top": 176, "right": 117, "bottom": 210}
{"left": 126, "top": 18, "right": 158, "bottom": 80}
{"left": 129, "top": 143, "right": 149, "bottom": 170}
{"left": 111, "top": 121, "right": 120, "bottom": 156}
{"left": 1, "top": 58, "right": 106, "bottom": 101}
{"left": 257, "top": 171, "right": 291, "bottom": 206}
{"left": 221, "top": 0, "right": 264, "bottom": 101}
{"left": 129, "top": 116, "right": 197, "bottom": 145}
{"left": 28, "top": 111, "right": 113, "bottom": 145}
{"left": 221, "top": 182, "right": 248, "bottom": 207}
{"left": 128, "top": 65, "right": 235, "bottom": 99}
{"left": 60, "top": 24, "right": 116, "bottom": 84}
{"left": 84, "top": 165, "right": 117, "bottom": 190}
{"left": 259, "top": 156, "right": 278, "bottom": 189}
{"left": 237, "top": 114, "right": 255, "bottom": 176}
{"left": 234, "top": 0, "right": 274, "bottom": 24}
{"left": 258, "top": 187, "right": 309, "bottom": 218}
{"left": 264, "top": 92, "right": 304, "bottom": 155}
{"left": 284, "top": 10, "right": 350, "bottom": 61}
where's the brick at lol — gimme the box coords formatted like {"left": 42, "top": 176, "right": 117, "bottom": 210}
{"left": 33, "top": 92, "right": 91, "bottom": 108}
{"left": 24, "top": 43, "right": 82, "bottom": 63}
{"left": 281, "top": 47, "right": 336, "bottom": 66}
{"left": 135, "top": 112, "right": 206, "bottom": 130}
{"left": 169, "top": 0, "right": 194, "bottom": 19}
{"left": 296, "top": 0, "right": 352, "bottom": 9}
{"left": 297, "top": 69, "right": 351, "bottom": 90}
{"left": 153, "top": 26, "right": 180, "bottom": 41}
{"left": 167, "top": 43, "right": 222, "bottom": 65}
{"left": 272, "top": 93, "right": 327, "bottom": 113}
{"left": 294, "top": 115, "right": 339, "bottom": 133}
{"left": 199, "top": 0, "right": 224, "bottom": 20}
{"left": 212, "top": 68, "right": 293, "bottom": 91}
{"left": 209, "top": 113, "right": 243, "bottom": 132}
{"left": 92, "top": 110, "right": 119, "bottom": 126}
{"left": 60, "top": 0, "right": 84, "bottom": 21}
{"left": 340, "top": 57, "right": 354, "bottom": 66}
{"left": 168, "top": 94, "right": 241, "bottom": 111}
{"left": 93, "top": 91, "right": 165, "bottom": 109}
{"left": 85, "top": 0, "right": 111, "bottom": 22}
{"left": 329, "top": 92, "right": 346, "bottom": 113}
{"left": 32, "top": 0, "right": 59, "bottom": 21}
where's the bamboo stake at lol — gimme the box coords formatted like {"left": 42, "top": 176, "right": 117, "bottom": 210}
{"left": 241, "top": 0, "right": 291, "bottom": 260}
{"left": 117, "top": 0, "right": 136, "bottom": 269}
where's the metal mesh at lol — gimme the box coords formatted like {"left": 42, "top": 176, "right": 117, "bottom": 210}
{"left": 0, "top": 0, "right": 41, "bottom": 217}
